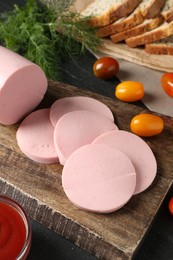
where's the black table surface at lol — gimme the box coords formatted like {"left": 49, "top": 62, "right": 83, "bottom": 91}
{"left": 1, "top": 1, "right": 173, "bottom": 259}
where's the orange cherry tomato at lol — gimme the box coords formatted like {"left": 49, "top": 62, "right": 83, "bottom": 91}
{"left": 93, "top": 57, "right": 119, "bottom": 79}
{"left": 168, "top": 197, "right": 173, "bottom": 215}
{"left": 161, "top": 73, "right": 173, "bottom": 97}
{"left": 115, "top": 81, "right": 144, "bottom": 102}
{"left": 130, "top": 114, "right": 164, "bottom": 137}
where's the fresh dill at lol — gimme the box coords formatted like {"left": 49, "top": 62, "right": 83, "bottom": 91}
{"left": 0, "top": 0, "right": 101, "bottom": 80}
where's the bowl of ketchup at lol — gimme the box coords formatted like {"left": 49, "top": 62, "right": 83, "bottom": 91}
{"left": 0, "top": 195, "right": 32, "bottom": 260}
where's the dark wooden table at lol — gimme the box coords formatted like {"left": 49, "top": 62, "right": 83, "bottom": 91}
{"left": 1, "top": 1, "right": 173, "bottom": 260}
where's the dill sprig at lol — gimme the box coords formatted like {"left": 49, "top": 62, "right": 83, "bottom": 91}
{"left": 0, "top": 0, "right": 101, "bottom": 80}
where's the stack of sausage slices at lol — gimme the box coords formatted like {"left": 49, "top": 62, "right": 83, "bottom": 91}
{"left": 80, "top": 0, "right": 173, "bottom": 55}
{"left": 16, "top": 96, "right": 157, "bottom": 214}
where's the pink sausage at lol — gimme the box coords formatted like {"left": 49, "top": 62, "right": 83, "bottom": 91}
{"left": 62, "top": 143, "right": 136, "bottom": 213}
{"left": 54, "top": 110, "right": 118, "bottom": 165}
{"left": 93, "top": 130, "right": 157, "bottom": 194}
{"left": 50, "top": 96, "right": 114, "bottom": 127}
{"left": 0, "top": 46, "right": 47, "bottom": 125}
{"left": 16, "top": 109, "right": 58, "bottom": 164}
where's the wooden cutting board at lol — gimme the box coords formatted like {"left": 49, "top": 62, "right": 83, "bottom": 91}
{"left": 0, "top": 80, "right": 173, "bottom": 260}
{"left": 97, "top": 39, "right": 173, "bottom": 73}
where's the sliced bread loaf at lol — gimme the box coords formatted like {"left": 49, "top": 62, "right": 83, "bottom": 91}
{"left": 111, "top": 16, "right": 164, "bottom": 43}
{"left": 97, "top": 5, "right": 144, "bottom": 37}
{"left": 97, "top": 0, "right": 166, "bottom": 38}
{"left": 110, "top": 0, "right": 171, "bottom": 44}
{"left": 126, "top": 20, "right": 173, "bottom": 48}
{"left": 80, "top": 0, "right": 142, "bottom": 27}
{"left": 145, "top": 35, "right": 173, "bottom": 54}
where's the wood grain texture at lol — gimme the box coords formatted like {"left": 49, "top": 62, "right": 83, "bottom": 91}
{"left": 0, "top": 80, "right": 173, "bottom": 260}
{"left": 98, "top": 39, "right": 173, "bottom": 73}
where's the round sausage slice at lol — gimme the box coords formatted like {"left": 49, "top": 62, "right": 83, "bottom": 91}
{"left": 54, "top": 110, "right": 118, "bottom": 165}
{"left": 62, "top": 143, "right": 136, "bottom": 213}
{"left": 50, "top": 96, "right": 114, "bottom": 127}
{"left": 0, "top": 46, "right": 47, "bottom": 125}
{"left": 16, "top": 109, "right": 58, "bottom": 164}
{"left": 93, "top": 130, "right": 157, "bottom": 194}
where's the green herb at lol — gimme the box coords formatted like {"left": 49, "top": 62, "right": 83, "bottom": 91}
{"left": 0, "top": 0, "right": 101, "bottom": 80}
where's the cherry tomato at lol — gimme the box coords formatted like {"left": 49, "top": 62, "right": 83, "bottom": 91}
{"left": 93, "top": 57, "right": 119, "bottom": 79}
{"left": 115, "top": 81, "right": 144, "bottom": 102}
{"left": 168, "top": 197, "right": 173, "bottom": 215}
{"left": 161, "top": 73, "right": 173, "bottom": 97}
{"left": 130, "top": 114, "right": 164, "bottom": 137}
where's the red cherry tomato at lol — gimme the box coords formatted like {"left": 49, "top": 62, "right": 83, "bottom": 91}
{"left": 115, "top": 81, "right": 144, "bottom": 102}
{"left": 168, "top": 197, "right": 173, "bottom": 215}
{"left": 93, "top": 57, "right": 119, "bottom": 79}
{"left": 130, "top": 114, "right": 164, "bottom": 137}
{"left": 161, "top": 73, "right": 173, "bottom": 97}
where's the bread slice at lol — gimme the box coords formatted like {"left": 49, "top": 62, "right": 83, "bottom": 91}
{"left": 96, "top": 0, "right": 166, "bottom": 37}
{"left": 110, "top": 0, "right": 172, "bottom": 43}
{"left": 161, "top": 0, "right": 173, "bottom": 22}
{"left": 140, "top": 0, "right": 166, "bottom": 19}
{"left": 111, "top": 16, "right": 164, "bottom": 43}
{"left": 80, "top": 0, "right": 142, "bottom": 27}
{"left": 145, "top": 35, "right": 173, "bottom": 54}
{"left": 126, "top": 20, "right": 173, "bottom": 48}
{"left": 97, "top": 5, "right": 144, "bottom": 37}
{"left": 70, "top": 0, "right": 93, "bottom": 12}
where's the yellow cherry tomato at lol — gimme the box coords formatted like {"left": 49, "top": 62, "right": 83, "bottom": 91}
{"left": 115, "top": 81, "right": 144, "bottom": 102}
{"left": 130, "top": 114, "right": 164, "bottom": 137}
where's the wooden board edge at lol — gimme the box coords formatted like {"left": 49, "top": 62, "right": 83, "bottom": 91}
{"left": 98, "top": 40, "right": 173, "bottom": 73}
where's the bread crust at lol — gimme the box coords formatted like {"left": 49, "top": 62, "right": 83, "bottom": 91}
{"left": 111, "top": 16, "right": 164, "bottom": 43}
{"left": 126, "top": 21, "right": 173, "bottom": 48}
{"left": 82, "top": 0, "right": 142, "bottom": 27}
{"left": 163, "top": 12, "right": 173, "bottom": 22}
{"left": 109, "top": 0, "right": 142, "bottom": 23}
{"left": 97, "top": 9, "right": 144, "bottom": 37}
{"left": 145, "top": 43, "right": 173, "bottom": 55}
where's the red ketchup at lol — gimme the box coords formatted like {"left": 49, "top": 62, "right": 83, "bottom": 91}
{"left": 0, "top": 196, "right": 31, "bottom": 260}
